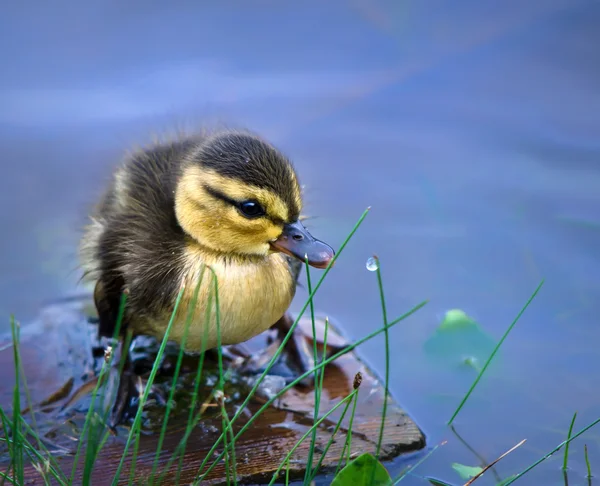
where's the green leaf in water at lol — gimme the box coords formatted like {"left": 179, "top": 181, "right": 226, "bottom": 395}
{"left": 426, "top": 478, "right": 457, "bottom": 486}
{"left": 439, "top": 309, "right": 477, "bottom": 331}
{"left": 452, "top": 462, "right": 483, "bottom": 480}
{"left": 331, "top": 453, "right": 392, "bottom": 486}
{"left": 462, "top": 356, "right": 481, "bottom": 372}
{"left": 424, "top": 309, "right": 499, "bottom": 369}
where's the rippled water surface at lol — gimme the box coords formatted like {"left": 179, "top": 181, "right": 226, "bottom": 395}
{"left": 1, "top": 1, "right": 599, "bottom": 484}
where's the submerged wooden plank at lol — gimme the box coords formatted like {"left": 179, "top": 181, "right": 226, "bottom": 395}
{"left": 0, "top": 298, "right": 425, "bottom": 485}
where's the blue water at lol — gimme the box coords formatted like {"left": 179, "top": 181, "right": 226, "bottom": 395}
{"left": 1, "top": 1, "right": 599, "bottom": 484}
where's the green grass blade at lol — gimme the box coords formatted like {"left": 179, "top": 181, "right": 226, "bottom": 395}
{"left": 562, "top": 412, "right": 577, "bottom": 470}
{"left": 309, "top": 375, "right": 354, "bottom": 480}
{"left": 85, "top": 330, "right": 135, "bottom": 480}
{"left": 148, "top": 266, "right": 206, "bottom": 484}
{"left": 318, "top": 319, "right": 329, "bottom": 387}
{"left": 72, "top": 292, "right": 128, "bottom": 484}
{"left": 317, "top": 318, "right": 328, "bottom": 402}
{"left": 111, "top": 287, "right": 186, "bottom": 486}
{"left": 504, "top": 415, "right": 600, "bottom": 485}
{"left": 1, "top": 408, "right": 16, "bottom": 486}
{"left": 309, "top": 317, "right": 330, "bottom": 479}
{"left": 334, "top": 387, "right": 359, "bottom": 476}
{"left": 222, "top": 405, "right": 237, "bottom": 485}
{"left": 0, "top": 409, "right": 67, "bottom": 485}
{"left": 584, "top": 444, "right": 592, "bottom": 478}
{"left": 368, "top": 257, "right": 391, "bottom": 486}
{"left": 225, "top": 405, "right": 237, "bottom": 483}
{"left": 16, "top": 345, "right": 43, "bottom": 456}
{"left": 128, "top": 285, "right": 188, "bottom": 484}
{"left": 0, "top": 409, "right": 14, "bottom": 485}
{"left": 16, "top": 417, "right": 68, "bottom": 484}
{"left": 373, "top": 256, "right": 389, "bottom": 458}
{"left": 82, "top": 382, "right": 109, "bottom": 485}
{"left": 0, "top": 472, "right": 16, "bottom": 485}
{"left": 17, "top": 399, "right": 66, "bottom": 486}
{"left": 2, "top": 317, "right": 66, "bottom": 486}
{"left": 211, "top": 269, "right": 238, "bottom": 483}
{"left": 197, "top": 299, "right": 428, "bottom": 483}
{"left": 447, "top": 280, "right": 544, "bottom": 425}
{"left": 194, "top": 208, "right": 371, "bottom": 481}
{"left": 285, "top": 459, "right": 290, "bottom": 485}
{"left": 304, "top": 259, "right": 320, "bottom": 485}
{"left": 393, "top": 441, "right": 445, "bottom": 484}
{"left": 210, "top": 270, "right": 225, "bottom": 388}
{"left": 221, "top": 409, "right": 231, "bottom": 486}
{"left": 7, "top": 316, "right": 64, "bottom": 485}
{"left": 10, "top": 317, "right": 23, "bottom": 486}
{"left": 157, "top": 277, "right": 215, "bottom": 484}
{"left": 267, "top": 389, "right": 358, "bottom": 486}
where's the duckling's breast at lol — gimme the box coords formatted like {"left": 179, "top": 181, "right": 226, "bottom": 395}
{"left": 134, "top": 250, "right": 296, "bottom": 352}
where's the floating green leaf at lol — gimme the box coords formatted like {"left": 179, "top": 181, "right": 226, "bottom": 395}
{"left": 452, "top": 462, "right": 483, "bottom": 480}
{"left": 439, "top": 309, "right": 477, "bottom": 331}
{"left": 462, "top": 356, "right": 481, "bottom": 372}
{"left": 426, "top": 478, "right": 456, "bottom": 486}
{"left": 424, "top": 309, "right": 498, "bottom": 368}
{"left": 331, "top": 453, "right": 392, "bottom": 486}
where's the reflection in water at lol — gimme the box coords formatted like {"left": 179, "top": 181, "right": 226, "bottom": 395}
{"left": 450, "top": 425, "right": 504, "bottom": 484}
{"left": 0, "top": 0, "right": 599, "bottom": 484}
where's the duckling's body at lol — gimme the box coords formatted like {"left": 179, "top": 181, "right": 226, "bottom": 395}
{"left": 81, "top": 131, "right": 332, "bottom": 358}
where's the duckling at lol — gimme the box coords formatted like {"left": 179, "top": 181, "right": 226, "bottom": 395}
{"left": 80, "top": 129, "right": 335, "bottom": 425}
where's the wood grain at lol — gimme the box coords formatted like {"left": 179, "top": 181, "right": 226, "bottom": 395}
{"left": 0, "top": 298, "right": 425, "bottom": 485}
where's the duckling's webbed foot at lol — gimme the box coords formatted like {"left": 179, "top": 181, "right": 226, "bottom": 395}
{"left": 107, "top": 354, "right": 137, "bottom": 430}
{"left": 106, "top": 340, "right": 171, "bottom": 430}
{"left": 238, "top": 313, "right": 316, "bottom": 388}
{"left": 272, "top": 313, "right": 315, "bottom": 387}
{"left": 111, "top": 334, "right": 205, "bottom": 428}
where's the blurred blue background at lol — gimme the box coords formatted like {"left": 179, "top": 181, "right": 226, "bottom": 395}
{"left": 1, "top": 1, "right": 599, "bottom": 484}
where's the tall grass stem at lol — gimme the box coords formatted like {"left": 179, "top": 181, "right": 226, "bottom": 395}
{"left": 562, "top": 412, "right": 577, "bottom": 470}
{"left": 267, "top": 390, "right": 358, "bottom": 486}
{"left": 504, "top": 415, "right": 600, "bottom": 485}
{"left": 304, "top": 260, "right": 320, "bottom": 485}
{"left": 110, "top": 288, "right": 185, "bottom": 485}
{"left": 149, "top": 267, "right": 206, "bottom": 484}
{"left": 373, "top": 257, "right": 389, "bottom": 458}
{"left": 584, "top": 444, "right": 592, "bottom": 478}
{"left": 447, "top": 280, "right": 544, "bottom": 425}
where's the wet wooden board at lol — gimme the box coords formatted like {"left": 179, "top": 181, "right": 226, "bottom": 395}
{"left": 0, "top": 298, "right": 425, "bottom": 485}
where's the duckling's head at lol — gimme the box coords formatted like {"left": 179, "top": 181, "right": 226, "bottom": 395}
{"left": 174, "top": 131, "right": 334, "bottom": 268}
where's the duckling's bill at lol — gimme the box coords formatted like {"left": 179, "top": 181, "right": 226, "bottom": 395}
{"left": 270, "top": 220, "right": 334, "bottom": 269}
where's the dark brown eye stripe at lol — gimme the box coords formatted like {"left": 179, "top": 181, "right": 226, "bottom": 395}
{"left": 269, "top": 216, "right": 285, "bottom": 226}
{"left": 197, "top": 132, "right": 301, "bottom": 219}
{"left": 202, "top": 184, "right": 284, "bottom": 224}
{"left": 203, "top": 184, "right": 239, "bottom": 207}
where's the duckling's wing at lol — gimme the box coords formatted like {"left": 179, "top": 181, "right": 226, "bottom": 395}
{"left": 84, "top": 138, "right": 194, "bottom": 338}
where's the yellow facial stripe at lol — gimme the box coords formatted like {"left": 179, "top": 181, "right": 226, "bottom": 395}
{"left": 286, "top": 165, "right": 303, "bottom": 213}
{"left": 182, "top": 166, "right": 293, "bottom": 222}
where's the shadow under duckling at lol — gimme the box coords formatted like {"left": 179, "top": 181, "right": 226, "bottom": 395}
{"left": 79, "top": 129, "right": 335, "bottom": 427}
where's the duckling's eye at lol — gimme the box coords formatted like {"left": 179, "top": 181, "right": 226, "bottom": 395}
{"left": 238, "top": 200, "right": 265, "bottom": 219}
